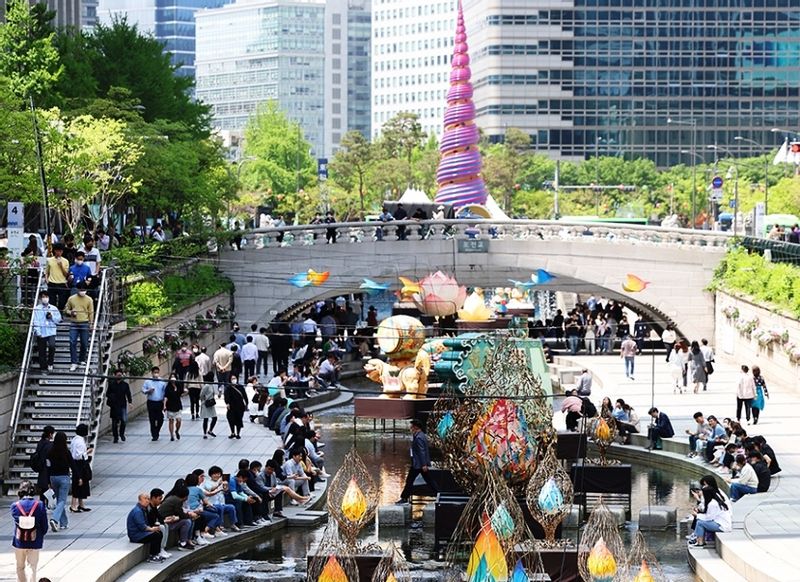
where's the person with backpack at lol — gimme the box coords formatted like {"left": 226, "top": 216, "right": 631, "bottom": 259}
{"left": 32, "top": 426, "right": 55, "bottom": 503}
{"left": 11, "top": 480, "right": 48, "bottom": 582}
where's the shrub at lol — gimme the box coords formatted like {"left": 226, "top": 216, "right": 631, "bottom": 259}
{"left": 0, "top": 320, "right": 25, "bottom": 373}
{"left": 126, "top": 281, "right": 171, "bottom": 326}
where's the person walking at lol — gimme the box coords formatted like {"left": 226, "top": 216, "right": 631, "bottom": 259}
{"left": 164, "top": 374, "right": 185, "bottom": 441}
{"left": 661, "top": 325, "right": 676, "bottom": 362}
{"left": 668, "top": 344, "right": 684, "bottom": 394}
{"left": 241, "top": 336, "right": 258, "bottom": 380}
{"left": 251, "top": 326, "right": 270, "bottom": 377}
{"left": 46, "top": 432, "right": 71, "bottom": 532}
{"left": 224, "top": 375, "right": 248, "bottom": 439}
{"left": 45, "top": 243, "right": 71, "bottom": 310}
{"left": 106, "top": 370, "right": 132, "bottom": 443}
{"left": 11, "top": 481, "right": 48, "bottom": 582}
{"left": 69, "top": 424, "right": 93, "bottom": 513}
{"left": 142, "top": 366, "right": 167, "bottom": 441}
{"left": 620, "top": 335, "right": 637, "bottom": 380}
{"left": 736, "top": 365, "right": 756, "bottom": 424}
{"left": 689, "top": 341, "right": 707, "bottom": 394}
{"left": 196, "top": 345, "right": 214, "bottom": 383}
{"left": 576, "top": 368, "right": 592, "bottom": 396}
{"left": 700, "top": 339, "right": 714, "bottom": 390}
{"left": 32, "top": 292, "right": 61, "bottom": 373}
{"left": 751, "top": 365, "right": 769, "bottom": 425}
{"left": 33, "top": 426, "right": 54, "bottom": 502}
{"left": 213, "top": 342, "right": 233, "bottom": 395}
{"left": 397, "top": 419, "right": 438, "bottom": 503}
{"left": 199, "top": 382, "right": 218, "bottom": 438}
{"left": 64, "top": 282, "right": 93, "bottom": 372}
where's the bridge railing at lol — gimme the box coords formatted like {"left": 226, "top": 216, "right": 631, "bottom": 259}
{"left": 239, "top": 219, "right": 733, "bottom": 250}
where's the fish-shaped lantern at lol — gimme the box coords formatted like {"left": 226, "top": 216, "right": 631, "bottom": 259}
{"left": 622, "top": 273, "right": 649, "bottom": 293}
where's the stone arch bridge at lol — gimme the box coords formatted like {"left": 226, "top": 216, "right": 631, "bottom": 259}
{"left": 218, "top": 220, "right": 731, "bottom": 341}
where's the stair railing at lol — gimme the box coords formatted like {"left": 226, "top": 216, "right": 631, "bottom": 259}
{"left": 8, "top": 267, "right": 45, "bottom": 447}
{"left": 76, "top": 268, "right": 113, "bottom": 425}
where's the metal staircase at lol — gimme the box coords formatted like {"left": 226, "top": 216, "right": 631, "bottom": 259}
{"left": 6, "top": 269, "right": 116, "bottom": 489}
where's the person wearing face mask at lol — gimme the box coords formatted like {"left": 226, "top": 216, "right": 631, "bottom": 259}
{"left": 32, "top": 291, "right": 62, "bottom": 373}
{"left": 142, "top": 367, "right": 167, "bottom": 441}
{"left": 64, "top": 282, "right": 94, "bottom": 372}
{"left": 224, "top": 376, "right": 248, "bottom": 439}
{"left": 164, "top": 375, "right": 185, "bottom": 442}
{"left": 68, "top": 251, "right": 92, "bottom": 292}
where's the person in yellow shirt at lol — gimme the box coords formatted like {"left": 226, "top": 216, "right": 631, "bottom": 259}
{"left": 64, "top": 282, "right": 94, "bottom": 372}
{"left": 46, "top": 243, "right": 71, "bottom": 310}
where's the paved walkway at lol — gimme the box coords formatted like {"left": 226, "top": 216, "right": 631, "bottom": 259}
{"left": 556, "top": 352, "right": 800, "bottom": 581}
{"left": 0, "top": 393, "right": 345, "bottom": 582}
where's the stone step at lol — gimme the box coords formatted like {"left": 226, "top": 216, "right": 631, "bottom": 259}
{"left": 716, "top": 530, "right": 799, "bottom": 581}
{"left": 287, "top": 509, "right": 328, "bottom": 528}
{"left": 688, "top": 546, "right": 748, "bottom": 582}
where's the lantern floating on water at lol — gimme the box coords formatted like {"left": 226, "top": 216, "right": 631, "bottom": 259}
{"left": 587, "top": 537, "right": 617, "bottom": 582}
{"left": 595, "top": 418, "right": 612, "bottom": 442}
{"left": 319, "top": 556, "right": 348, "bottom": 582}
{"left": 537, "top": 477, "right": 564, "bottom": 515}
{"left": 631, "top": 560, "right": 654, "bottom": 582}
{"left": 489, "top": 502, "right": 514, "bottom": 540}
{"left": 341, "top": 478, "right": 367, "bottom": 522}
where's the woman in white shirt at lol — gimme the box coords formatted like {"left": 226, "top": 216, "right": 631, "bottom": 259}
{"left": 668, "top": 344, "right": 685, "bottom": 394}
{"left": 689, "top": 474, "right": 732, "bottom": 547}
{"left": 69, "top": 424, "right": 93, "bottom": 512}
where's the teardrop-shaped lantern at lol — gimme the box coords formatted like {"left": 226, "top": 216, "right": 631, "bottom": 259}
{"left": 437, "top": 411, "right": 455, "bottom": 440}
{"left": 537, "top": 477, "right": 564, "bottom": 515}
{"left": 631, "top": 559, "right": 654, "bottom": 582}
{"left": 587, "top": 537, "right": 617, "bottom": 582}
{"left": 341, "top": 478, "right": 367, "bottom": 522}
{"left": 490, "top": 502, "right": 515, "bottom": 540}
{"left": 319, "top": 556, "right": 349, "bottom": 582}
{"left": 595, "top": 418, "right": 611, "bottom": 442}
{"left": 511, "top": 559, "right": 529, "bottom": 582}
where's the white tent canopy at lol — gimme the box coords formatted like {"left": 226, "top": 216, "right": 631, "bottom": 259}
{"left": 485, "top": 195, "right": 510, "bottom": 220}
{"left": 397, "top": 188, "right": 431, "bottom": 205}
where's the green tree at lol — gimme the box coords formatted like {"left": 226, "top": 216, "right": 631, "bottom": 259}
{"left": 0, "top": 77, "right": 39, "bottom": 202}
{"left": 0, "top": 0, "right": 62, "bottom": 99}
{"left": 241, "top": 101, "right": 316, "bottom": 199}
{"left": 378, "top": 112, "right": 425, "bottom": 185}
{"left": 329, "top": 130, "right": 375, "bottom": 216}
{"left": 411, "top": 134, "right": 441, "bottom": 198}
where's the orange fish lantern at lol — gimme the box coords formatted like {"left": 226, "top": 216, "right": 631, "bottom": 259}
{"left": 622, "top": 273, "right": 649, "bottom": 293}
{"left": 319, "top": 556, "right": 348, "bottom": 582}
{"left": 586, "top": 537, "right": 617, "bottom": 582}
{"left": 341, "top": 478, "right": 367, "bottom": 522}
{"left": 631, "top": 560, "right": 654, "bottom": 582}
{"left": 595, "top": 418, "right": 612, "bottom": 442}
{"left": 308, "top": 269, "right": 330, "bottom": 286}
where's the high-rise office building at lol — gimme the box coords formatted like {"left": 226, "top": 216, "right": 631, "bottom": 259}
{"left": 377, "top": 1, "right": 800, "bottom": 166}
{"left": 82, "top": 0, "right": 98, "bottom": 30}
{"left": 196, "top": 0, "right": 371, "bottom": 157}
{"left": 97, "top": 0, "right": 233, "bottom": 77}
{"left": 0, "top": 0, "right": 81, "bottom": 28}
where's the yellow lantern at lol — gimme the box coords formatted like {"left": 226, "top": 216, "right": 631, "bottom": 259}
{"left": 341, "top": 478, "right": 367, "bottom": 522}
{"left": 595, "top": 418, "right": 611, "bottom": 442}
{"left": 631, "top": 560, "right": 654, "bottom": 582}
{"left": 587, "top": 537, "right": 617, "bottom": 582}
{"left": 319, "top": 556, "right": 348, "bottom": 582}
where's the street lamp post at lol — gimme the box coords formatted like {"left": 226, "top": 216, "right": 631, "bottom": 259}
{"left": 734, "top": 136, "right": 769, "bottom": 215}
{"left": 595, "top": 136, "right": 604, "bottom": 216}
{"left": 668, "top": 118, "right": 698, "bottom": 228}
{"left": 708, "top": 144, "right": 739, "bottom": 234}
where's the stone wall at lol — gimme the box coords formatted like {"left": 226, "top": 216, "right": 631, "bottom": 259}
{"left": 0, "top": 371, "right": 18, "bottom": 477}
{"left": 715, "top": 290, "right": 800, "bottom": 395}
{"left": 99, "top": 292, "right": 233, "bottom": 435}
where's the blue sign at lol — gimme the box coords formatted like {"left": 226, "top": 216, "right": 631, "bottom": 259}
{"left": 729, "top": 200, "right": 736, "bottom": 208}
{"left": 317, "top": 158, "right": 328, "bottom": 182}
{"left": 711, "top": 176, "right": 723, "bottom": 189}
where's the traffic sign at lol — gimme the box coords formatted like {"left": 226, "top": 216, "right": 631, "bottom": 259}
{"left": 317, "top": 158, "right": 328, "bottom": 182}
{"left": 711, "top": 176, "right": 724, "bottom": 189}
{"left": 709, "top": 190, "right": 723, "bottom": 202}
{"left": 729, "top": 200, "right": 736, "bottom": 208}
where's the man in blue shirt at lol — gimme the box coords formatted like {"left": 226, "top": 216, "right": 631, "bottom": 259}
{"left": 126, "top": 492, "right": 164, "bottom": 563}
{"left": 142, "top": 366, "right": 167, "bottom": 441}
{"left": 68, "top": 251, "right": 92, "bottom": 290}
{"left": 32, "top": 291, "right": 62, "bottom": 373}
{"left": 704, "top": 415, "right": 727, "bottom": 461}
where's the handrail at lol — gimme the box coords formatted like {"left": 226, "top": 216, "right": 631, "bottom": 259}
{"left": 8, "top": 267, "right": 45, "bottom": 442}
{"left": 76, "top": 268, "right": 110, "bottom": 425}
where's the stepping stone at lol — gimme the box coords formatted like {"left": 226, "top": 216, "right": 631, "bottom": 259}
{"left": 639, "top": 506, "right": 677, "bottom": 530}
{"left": 378, "top": 504, "right": 409, "bottom": 527}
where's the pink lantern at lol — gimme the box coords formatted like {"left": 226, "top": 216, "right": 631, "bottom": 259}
{"left": 414, "top": 271, "right": 467, "bottom": 317}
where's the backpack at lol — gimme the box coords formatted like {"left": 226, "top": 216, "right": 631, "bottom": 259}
{"left": 581, "top": 397, "right": 597, "bottom": 418}
{"left": 30, "top": 450, "right": 42, "bottom": 473}
{"left": 15, "top": 501, "right": 39, "bottom": 543}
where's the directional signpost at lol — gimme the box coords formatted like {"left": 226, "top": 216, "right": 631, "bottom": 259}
{"left": 710, "top": 176, "right": 723, "bottom": 202}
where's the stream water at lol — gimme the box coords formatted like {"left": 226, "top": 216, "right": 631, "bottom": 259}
{"left": 178, "top": 402, "right": 696, "bottom": 581}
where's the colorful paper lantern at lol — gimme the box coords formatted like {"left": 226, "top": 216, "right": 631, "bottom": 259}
{"left": 466, "top": 515, "right": 509, "bottom": 582}
{"left": 458, "top": 291, "right": 494, "bottom": 321}
{"left": 319, "top": 556, "right": 348, "bottom": 582}
{"left": 595, "top": 418, "right": 612, "bottom": 442}
{"left": 511, "top": 559, "right": 529, "bottom": 582}
{"left": 468, "top": 398, "right": 536, "bottom": 484}
{"left": 537, "top": 477, "right": 564, "bottom": 515}
{"left": 631, "top": 560, "right": 654, "bottom": 582}
{"left": 414, "top": 271, "right": 467, "bottom": 317}
{"left": 437, "top": 411, "right": 455, "bottom": 440}
{"left": 489, "top": 502, "right": 515, "bottom": 540}
{"left": 587, "top": 537, "right": 617, "bottom": 582}
{"left": 341, "top": 478, "right": 367, "bottom": 522}
{"left": 622, "top": 273, "right": 649, "bottom": 293}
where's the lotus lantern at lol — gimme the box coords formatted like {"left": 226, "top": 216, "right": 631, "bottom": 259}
{"left": 414, "top": 271, "right": 467, "bottom": 317}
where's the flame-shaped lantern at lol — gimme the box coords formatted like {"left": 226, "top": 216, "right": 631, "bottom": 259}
{"left": 595, "top": 418, "right": 612, "bottom": 442}
{"left": 511, "top": 559, "right": 529, "bottom": 582}
{"left": 341, "top": 478, "right": 367, "bottom": 522}
{"left": 631, "top": 560, "right": 654, "bottom": 582}
{"left": 319, "top": 556, "right": 348, "bottom": 582}
{"left": 466, "top": 514, "right": 509, "bottom": 582}
{"left": 489, "top": 502, "right": 514, "bottom": 540}
{"left": 587, "top": 537, "right": 617, "bottom": 582}
{"left": 385, "top": 574, "right": 398, "bottom": 582}
{"left": 437, "top": 411, "right": 455, "bottom": 440}
{"left": 537, "top": 477, "right": 564, "bottom": 515}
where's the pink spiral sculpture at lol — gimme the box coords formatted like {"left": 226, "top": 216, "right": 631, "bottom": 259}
{"left": 434, "top": 0, "right": 488, "bottom": 208}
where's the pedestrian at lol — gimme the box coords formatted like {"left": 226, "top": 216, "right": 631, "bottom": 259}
{"left": 200, "top": 382, "right": 218, "bottom": 438}
{"left": 736, "top": 365, "right": 756, "bottom": 424}
{"left": 106, "top": 370, "right": 132, "bottom": 443}
{"left": 33, "top": 426, "right": 54, "bottom": 502}
{"left": 69, "top": 423, "right": 93, "bottom": 513}
{"left": 142, "top": 366, "right": 167, "bottom": 441}
{"left": 584, "top": 319, "right": 596, "bottom": 355}
{"left": 241, "top": 336, "right": 258, "bottom": 380}
{"left": 317, "top": 353, "right": 341, "bottom": 388}
{"left": 171, "top": 341, "right": 195, "bottom": 382}
{"left": 560, "top": 389, "right": 584, "bottom": 432}
{"left": 729, "top": 454, "right": 759, "bottom": 501}
{"left": 67, "top": 251, "right": 91, "bottom": 290}
{"left": 661, "top": 325, "right": 676, "bottom": 362}
{"left": 32, "top": 291, "right": 61, "bottom": 374}
{"left": 46, "top": 432, "right": 71, "bottom": 532}
{"left": 186, "top": 345, "right": 202, "bottom": 420}
{"left": 64, "top": 282, "right": 93, "bottom": 372}
{"left": 251, "top": 325, "right": 271, "bottom": 377}
{"left": 689, "top": 341, "right": 707, "bottom": 394}
{"left": 126, "top": 492, "right": 166, "bottom": 563}
{"left": 164, "top": 374, "right": 185, "bottom": 441}
{"left": 196, "top": 345, "right": 214, "bottom": 383}
{"left": 751, "top": 365, "right": 769, "bottom": 425}
{"left": 376, "top": 206, "right": 393, "bottom": 241}
{"left": 78, "top": 235, "right": 101, "bottom": 279}
{"left": 45, "top": 243, "right": 70, "bottom": 310}
{"left": 646, "top": 407, "right": 675, "bottom": 450}
{"left": 11, "top": 480, "right": 48, "bottom": 582}
{"left": 668, "top": 344, "right": 684, "bottom": 394}
{"left": 397, "top": 419, "right": 437, "bottom": 503}
{"left": 324, "top": 210, "right": 337, "bottom": 244}
{"left": 213, "top": 342, "right": 233, "bottom": 394}
{"left": 700, "top": 339, "right": 715, "bottom": 390}
{"left": 620, "top": 335, "right": 637, "bottom": 380}
{"left": 225, "top": 375, "right": 248, "bottom": 439}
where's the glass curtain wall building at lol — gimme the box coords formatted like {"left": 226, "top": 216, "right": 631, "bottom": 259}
{"left": 467, "top": 0, "right": 800, "bottom": 167}
{"left": 348, "top": 0, "right": 372, "bottom": 138}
